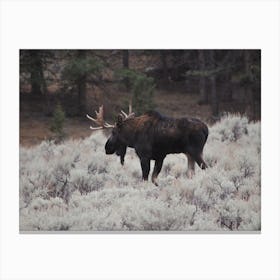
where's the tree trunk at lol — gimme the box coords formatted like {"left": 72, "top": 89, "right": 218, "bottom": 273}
{"left": 210, "top": 75, "right": 219, "bottom": 116}
{"left": 78, "top": 78, "right": 87, "bottom": 115}
{"left": 244, "top": 50, "right": 254, "bottom": 119}
{"left": 122, "top": 50, "right": 129, "bottom": 68}
{"left": 225, "top": 71, "right": 233, "bottom": 102}
{"left": 160, "top": 50, "right": 169, "bottom": 84}
{"left": 30, "top": 51, "right": 44, "bottom": 95}
{"left": 30, "top": 70, "right": 42, "bottom": 95}
{"left": 198, "top": 50, "right": 208, "bottom": 104}
{"left": 122, "top": 50, "right": 130, "bottom": 90}
{"left": 209, "top": 50, "right": 219, "bottom": 117}
{"left": 77, "top": 50, "right": 87, "bottom": 115}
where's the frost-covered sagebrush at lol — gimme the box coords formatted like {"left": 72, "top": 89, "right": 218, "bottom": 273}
{"left": 19, "top": 115, "right": 261, "bottom": 231}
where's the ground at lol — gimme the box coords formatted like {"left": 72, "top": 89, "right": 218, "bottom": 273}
{"left": 20, "top": 89, "right": 212, "bottom": 147}
{"left": 19, "top": 115, "right": 261, "bottom": 231}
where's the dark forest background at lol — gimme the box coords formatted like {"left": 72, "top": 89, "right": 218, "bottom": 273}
{"left": 20, "top": 49, "right": 261, "bottom": 146}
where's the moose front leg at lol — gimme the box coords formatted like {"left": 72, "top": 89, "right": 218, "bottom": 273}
{"left": 140, "top": 157, "right": 151, "bottom": 181}
{"left": 186, "top": 153, "right": 195, "bottom": 179}
{"left": 152, "top": 158, "right": 164, "bottom": 186}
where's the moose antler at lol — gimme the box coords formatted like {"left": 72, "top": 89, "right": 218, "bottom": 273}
{"left": 86, "top": 105, "right": 115, "bottom": 130}
{"left": 120, "top": 104, "right": 135, "bottom": 120}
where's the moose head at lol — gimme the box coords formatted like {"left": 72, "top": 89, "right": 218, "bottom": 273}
{"left": 86, "top": 105, "right": 134, "bottom": 165}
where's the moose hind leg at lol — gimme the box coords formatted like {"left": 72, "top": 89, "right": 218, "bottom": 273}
{"left": 186, "top": 153, "right": 195, "bottom": 179}
{"left": 187, "top": 147, "right": 208, "bottom": 170}
{"left": 152, "top": 158, "right": 164, "bottom": 186}
{"left": 194, "top": 154, "right": 208, "bottom": 169}
{"left": 140, "top": 157, "right": 151, "bottom": 181}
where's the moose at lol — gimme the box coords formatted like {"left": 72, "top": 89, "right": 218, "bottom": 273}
{"left": 86, "top": 106, "right": 208, "bottom": 186}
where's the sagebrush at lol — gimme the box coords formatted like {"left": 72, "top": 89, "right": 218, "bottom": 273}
{"left": 19, "top": 115, "right": 261, "bottom": 231}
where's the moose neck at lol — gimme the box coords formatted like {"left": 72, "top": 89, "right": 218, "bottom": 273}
{"left": 119, "top": 119, "right": 139, "bottom": 148}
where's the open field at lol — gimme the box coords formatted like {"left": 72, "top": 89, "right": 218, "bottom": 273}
{"left": 20, "top": 115, "right": 261, "bottom": 231}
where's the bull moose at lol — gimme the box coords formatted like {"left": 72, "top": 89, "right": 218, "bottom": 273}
{"left": 86, "top": 106, "right": 208, "bottom": 186}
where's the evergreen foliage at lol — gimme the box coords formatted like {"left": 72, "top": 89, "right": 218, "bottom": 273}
{"left": 117, "top": 69, "right": 155, "bottom": 114}
{"left": 50, "top": 104, "right": 66, "bottom": 141}
{"left": 62, "top": 55, "right": 102, "bottom": 83}
{"left": 62, "top": 51, "right": 103, "bottom": 115}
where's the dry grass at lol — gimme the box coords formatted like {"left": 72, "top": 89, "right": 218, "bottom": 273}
{"left": 154, "top": 90, "right": 212, "bottom": 120}
{"left": 19, "top": 115, "right": 261, "bottom": 231}
{"left": 20, "top": 117, "right": 92, "bottom": 147}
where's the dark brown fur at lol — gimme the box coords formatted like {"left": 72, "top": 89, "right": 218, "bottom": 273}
{"left": 105, "top": 111, "right": 208, "bottom": 185}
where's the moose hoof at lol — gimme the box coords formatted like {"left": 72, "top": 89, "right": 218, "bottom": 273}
{"left": 152, "top": 177, "right": 159, "bottom": 186}
{"left": 187, "top": 169, "right": 195, "bottom": 179}
{"left": 200, "top": 163, "right": 207, "bottom": 169}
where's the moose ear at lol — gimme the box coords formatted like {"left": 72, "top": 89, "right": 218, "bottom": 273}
{"left": 116, "top": 114, "right": 124, "bottom": 127}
